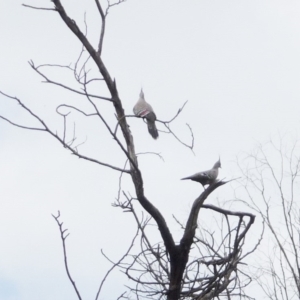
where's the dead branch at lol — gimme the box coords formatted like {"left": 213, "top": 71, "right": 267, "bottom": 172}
{"left": 29, "top": 61, "right": 112, "bottom": 101}
{"left": 22, "top": 3, "right": 55, "bottom": 11}
{"left": 0, "top": 91, "right": 130, "bottom": 173}
{"left": 0, "top": 2, "right": 257, "bottom": 299}
{"left": 95, "top": 226, "right": 140, "bottom": 300}
{"left": 56, "top": 104, "right": 97, "bottom": 117}
{"left": 52, "top": 211, "right": 82, "bottom": 300}
{"left": 236, "top": 136, "right": 300, "bottom": 299}
{"left": 114, "top": 191, "right": 256, "bottom": 299}
{"left": 156, "top": 100, "right": 194, "bottom": 152}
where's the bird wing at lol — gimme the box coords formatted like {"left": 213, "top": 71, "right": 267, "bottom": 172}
{"left": 181, "top": 172, "right": 210, "bottom": 181}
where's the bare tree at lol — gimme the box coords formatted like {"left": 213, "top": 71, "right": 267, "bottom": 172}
{"left": 0, "top": 1, "right": 256, "bottom": 299}
{"left": 236, "top": 134, "right": 300, "bottom": 300}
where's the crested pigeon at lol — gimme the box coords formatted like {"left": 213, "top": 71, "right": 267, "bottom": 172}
{"left": 181, "top": 159, "right": 221, "bottom": 187}
{"left": 133, "top": 89, "right": 158, "bottom": 139}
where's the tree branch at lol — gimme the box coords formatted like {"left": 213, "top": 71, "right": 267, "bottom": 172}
{"left": 29, "top": 61, "right": 112, "bottom": 101}
{"left": 0, "top": 91, "right": 130, "bottom": 174}
{"left": 23, "top": 3, "right": 55, "bottom": 11}
{"left": 52, "top": 211, "right": 82, "bottom": 300}
{"left": 51, "top": 0, "right": 176, "bottom": 262}
{"left": 95, "top": 0, "right": 106, "bottom": 56}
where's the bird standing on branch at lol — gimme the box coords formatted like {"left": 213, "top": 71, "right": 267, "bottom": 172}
{"left": 133, "top": 89, "right": 158, "bottom": 139}
{"left": 181, "top": 159, "right": 221, "bottom": 187}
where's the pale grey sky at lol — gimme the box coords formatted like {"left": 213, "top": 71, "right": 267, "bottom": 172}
{"left": 1, "top": 1, "right": 300, "bottom": 299}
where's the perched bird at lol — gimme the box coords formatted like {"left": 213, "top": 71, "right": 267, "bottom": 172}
{"left": 133, "top": 89, "right": 158, "bottom": 139}
{"left": 181, "top": 159, "right": 221, "bottom": 187}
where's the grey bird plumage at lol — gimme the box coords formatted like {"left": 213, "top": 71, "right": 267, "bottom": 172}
{"left": 181, "top": 159, "right": 221, "bottom": 187}
{"left": 133, "top": 89, "right": 158, "bottom": 139}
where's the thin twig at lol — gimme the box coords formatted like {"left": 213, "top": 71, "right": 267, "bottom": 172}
{"left": 52, "top": 211, "right": 82, "bottom": 300}
{"left": 29, "top": 61, "right": 112, "bottom": 101}
{"left": 0, "top": 91, "right": 130, "bottom": 173}
{"left": 22, "top": 3, "right": 55, "bottom": 11}
{"left": 95, "top": 226, "right": 140, "bottom": 300}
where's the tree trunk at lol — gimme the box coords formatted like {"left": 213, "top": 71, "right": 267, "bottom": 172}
{"left": 167, "top": 246, "right": 190, "bottom": 300}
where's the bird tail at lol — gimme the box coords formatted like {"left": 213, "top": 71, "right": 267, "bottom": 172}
{"left": 181, "top": 176, "right": 192, "bottom": 180}
{"left": 147, "top": 120, "right": 159, "bottom": 139}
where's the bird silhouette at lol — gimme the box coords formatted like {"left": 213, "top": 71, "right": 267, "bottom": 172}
{"left": 181, "top": 159, "right": 221, "bottom": 187}
{"left": 133, "top": 89, "right": 158, "bottom": 139}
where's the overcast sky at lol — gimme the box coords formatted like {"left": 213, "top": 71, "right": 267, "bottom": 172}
{"left": 1, "top": 1, "right": 300, "bottom": 299}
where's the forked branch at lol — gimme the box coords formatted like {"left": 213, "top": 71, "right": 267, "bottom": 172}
{"left": 52, "top": 211, "right": 82, "bottom": 300}
{"left": 0, "top": 91, "right": 130, "bottom": 174}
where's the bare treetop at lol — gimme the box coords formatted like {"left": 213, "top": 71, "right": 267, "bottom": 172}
{"left": 0, "top": 1, "right": 257, "bottom": 299}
